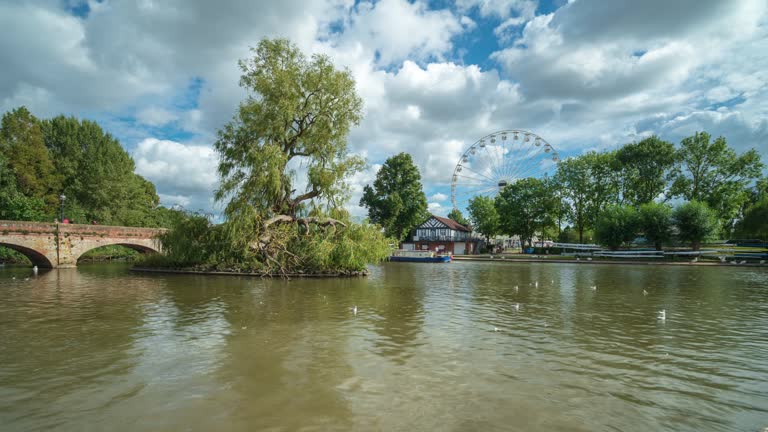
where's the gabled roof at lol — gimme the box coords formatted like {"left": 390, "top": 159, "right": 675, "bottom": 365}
{"left": 430, "top": 214, "right": 471, "bottom": 232}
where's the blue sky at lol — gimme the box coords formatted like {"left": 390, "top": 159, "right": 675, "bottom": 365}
{"left": 0, "top": 0, "right": 766, "bottom": 217}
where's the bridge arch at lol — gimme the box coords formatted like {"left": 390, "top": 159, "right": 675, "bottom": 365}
{"left": 0, "top": 242, "right": 55, "bottom": 268}
{"left": 72, "top": 240, "right": 161, "bottom": 263}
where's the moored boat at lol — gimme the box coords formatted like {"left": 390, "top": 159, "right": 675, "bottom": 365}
{"left": 389, "top": 250, "right": 452, "bottom": 263}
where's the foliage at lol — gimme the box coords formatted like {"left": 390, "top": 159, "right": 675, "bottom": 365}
{"left": 638, "top": 202, "right": 674, "bottom": 250}
{"left": 467, "top": 195, "right": 499, "bottom": 242}
{"left": 0, "top": 107, "right": 60, "bottom": 212}
{"left": 670, "top": 132, "right": 763, "bottom": 235}
{"left": 673, "top": 201, "right": 719, "bottom": 250}
{"left": 495, "top": 177, "right": 555, "bottom": 250}
{"left": 360, "top": 152, "right": 429, "bottom": 241}
{"left": 594, "top": 205, "right": 639, "bottom": 250}
{"left": 215, "top": 38, "right": 364, "bottom": 222}
{"left": 615, "top": 136, "right": 676, "bottom": 205}
{"left": 41, "top": 115, "right": 160, "bottom": 226}
{"left": 734, "top": 198, "right": 768, "bottom": 240}
{"left": 554, "top": 151, "right": 620, "bottom": 243}
{"left": 0, "top": 107, "right": 164, "bottom": 226}
{"left": 79, "top": 245, "right": 140, "bottom": 262}
{"left": 447, "top": 208, "right": 469, "bottom": 226}
{"left": 141, "top": 39, "right": 392, "bottom": 275}
{"left": 140, "top": 209, "right": 391, "bottom": 274}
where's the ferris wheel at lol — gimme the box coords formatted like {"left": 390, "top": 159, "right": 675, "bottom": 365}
{"left": 450, "top": 129, "right": 561, "bottom": 211}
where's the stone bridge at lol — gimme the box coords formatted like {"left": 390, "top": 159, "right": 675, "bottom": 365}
{"left": 0, "top": 220, "right": 165, "bottom": 268}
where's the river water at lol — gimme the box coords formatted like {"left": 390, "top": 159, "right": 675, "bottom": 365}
{"left": 1, "top": 262, "right": 767, "bottom": 431}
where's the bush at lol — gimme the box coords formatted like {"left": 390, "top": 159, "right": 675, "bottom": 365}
{"left": 595, "top": 205, "right": 639, "bottom": 250}
{"left": 638, "top": 202, "right": 673, "bottom": 250}
{"left": 673, "top": 201, "right": 719, "bottom": 250}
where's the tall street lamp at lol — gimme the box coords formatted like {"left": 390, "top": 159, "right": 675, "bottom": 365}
{"left": 59, "top": 194, "right": 66, "bottom": 223}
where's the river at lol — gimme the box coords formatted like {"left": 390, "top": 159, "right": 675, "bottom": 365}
{"left": 1, "top": 262, "right": 767, "bottom": 431}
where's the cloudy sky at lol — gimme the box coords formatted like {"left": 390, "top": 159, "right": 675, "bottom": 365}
{"left": 2, "top": 0, "right": 767, "bottom": 218}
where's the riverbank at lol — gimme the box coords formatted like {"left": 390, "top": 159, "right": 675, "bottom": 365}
{"left": 452, "top": 255, "right": 768, "bottom": 267}
{"left": 130, "top": 267, "right": 368, "bottom": 278}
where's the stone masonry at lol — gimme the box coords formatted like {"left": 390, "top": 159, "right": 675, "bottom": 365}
{"left": 0, "top": 220, "right": 164, "bottom": 268}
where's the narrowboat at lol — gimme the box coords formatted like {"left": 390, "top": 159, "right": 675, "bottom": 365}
{"left": 389, "top": 250, "right": 452, "bottom": 263}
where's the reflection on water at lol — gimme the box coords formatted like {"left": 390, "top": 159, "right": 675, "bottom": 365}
{"left": 1, "top": 262, "right": 767, "bottom": 431}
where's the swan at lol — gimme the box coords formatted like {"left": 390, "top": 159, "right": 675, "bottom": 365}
{"left": 643, "top": 289, "right": 648, "bottom": 296}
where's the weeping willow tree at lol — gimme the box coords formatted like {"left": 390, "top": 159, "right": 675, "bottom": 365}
{"left": 210, "top": 38, "right": 389, "bottom": 274}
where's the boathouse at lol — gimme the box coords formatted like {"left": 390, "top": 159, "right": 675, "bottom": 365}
{"left": 402, "top": 214, "right": 475, "bottom": 255}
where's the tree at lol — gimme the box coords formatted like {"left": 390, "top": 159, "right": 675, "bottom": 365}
{"left": 615, "top": 136, "right": 676, "bottom": 205}
{"left": 594, "top": 205, "right": 638, "bottom": 250}
{"left": 638, "top": 202, "right": 673, "bottom": 251}
{"left": 673, "top": 201, "right": 719, "bottom": 250}
{"left": 467, "top": 195, "right": 499, "bottom": 243}
{"left": 554, "top": 152, "right": 620, "bottom": 243}
{"left": 734, "top": 198, "right": 768, "bottom": 240}
{"left": 0, "top": 107, "right": 59, "bottom": 212}
{"left": 215, "top": 38, "right": 364, "bottom": 223}
{"left": 0, "top": 153, "right": 47, "bottom": 221}
{"left": 360, "top": 152, "right": 428, "bottom": 241}
{"left": 447, "top": 208, "right": 469, "bottom": 226}
{"left": 495, "top": 177, "right": 555, "bottom": 251}
{"left": 40, "top": 114, "right": 159, "bottom": 226}
{"left": 670, "top": 132, "right": 763, "bottom": 234}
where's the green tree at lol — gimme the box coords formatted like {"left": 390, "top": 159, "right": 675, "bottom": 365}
{"left": 360, "top": 152, "right": 428, "bottom": 241}
{"left": 734, "top": 198, "right": 768, "bottom": 240}
{"left": 41, "top": 115, "right": 160, "bottom": 226}
{"left": 670, "top": 132, "right": 763, "bottom": 235}
{"left": 447, "top": 208, "right": 469, "bottom": 226}
{"left": 638, "top": 202, "right": 673, "bottom": 251}
{"left": 615, "top": 136, "right": 676, "bottom": 205}
{"left": 215, "top": 38, "right": 364, "bottom": 222}
{"left": 594, "top": 205, "right": 638, "bottom": 250}
{"left": 467, "top": 195, "right": 499, "bottom": 243}
{"left": 673, "top": 201, "right": 719, "bottom": 250}
{"left": 495, "top": 178, "right": 555, "bottom": 251}
{"left": 0, "top": 107, "right": 60, "bottom": 212}
{"left": 554, "top": 152, "right": 620, "bottom": 243}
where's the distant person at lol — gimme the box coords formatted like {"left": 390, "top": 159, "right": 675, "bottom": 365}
{"left": 62, "top": 218, "right": 69, "bottom": 224}
{"left": 91, "top": 220, "right": 97, "bottom": 225}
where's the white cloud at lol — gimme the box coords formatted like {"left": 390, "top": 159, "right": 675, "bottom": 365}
{"left": 133, "top": 138, "right": 219, "bottom": 211}
{"left": 335, "top": 0, "right": 464, "bottom": 66}
{"left": 136, "top": 106, "right": 179, "bottom": 126}
{"left": 429, "top": 192, "right": 448, "bottom": 202}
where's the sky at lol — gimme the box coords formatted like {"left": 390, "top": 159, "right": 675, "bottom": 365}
{"left": 1, "top": 0, "right": 767, "bottom": 219}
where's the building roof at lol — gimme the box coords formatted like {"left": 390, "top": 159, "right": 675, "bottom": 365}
{"left": 431, "top": 215, "right": 472, "bottom": 232}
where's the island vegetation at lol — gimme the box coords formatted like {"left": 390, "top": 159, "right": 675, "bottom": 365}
{"left": 140, "top": 38, "right": 391, "bottom": 275}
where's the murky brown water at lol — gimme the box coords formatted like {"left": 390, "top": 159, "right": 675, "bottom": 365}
{"left": 1, "top": 261, "right": 767, "bottom": 431}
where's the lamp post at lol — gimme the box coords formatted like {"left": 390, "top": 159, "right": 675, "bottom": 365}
{"left": 59, "top": 194, "right": 66, "bottom": 223}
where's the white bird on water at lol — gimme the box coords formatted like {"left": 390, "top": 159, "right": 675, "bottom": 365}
{"left": 513, "top": 285, "right": 519, "bottom": 292}
{"left": 658, "top": 309, "right": 666, "bottom": 321}
{"left": 493, "top": 326, "right": 500, "bottom": 332}
{"left": 534, "top": 281, "right": 538, "bottom": 288}
{"left": 512, "top": 303, "right": 520, "bottom": 311}
{"left": 32, "top": 265, "right": 38, "bottom": 273}
{"left": 643, "top": 289, "right": 649, "bottom": 296}
{"left": 591, "top": 285, "right": 597, "bottom": 291}
{"left": 351, "top": 305, "right": 358, "bottom": 315}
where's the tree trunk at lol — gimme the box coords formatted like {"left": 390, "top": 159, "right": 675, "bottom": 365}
{"left": 654, "top": 241, "right": 662, "bottom": 251}
{"left": 692, "top": 240, "right": 701, "bottom": 251}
